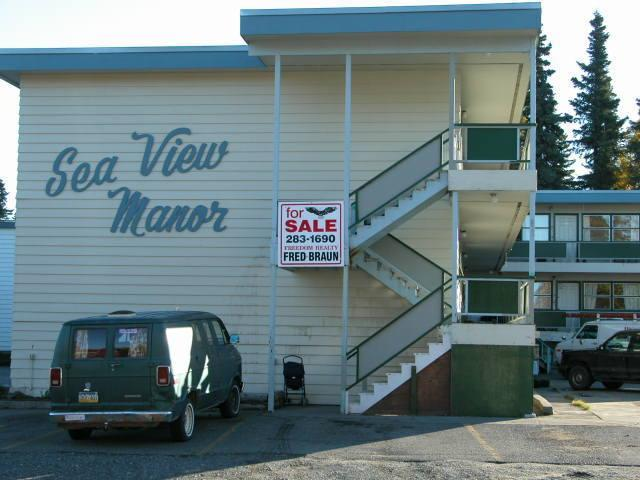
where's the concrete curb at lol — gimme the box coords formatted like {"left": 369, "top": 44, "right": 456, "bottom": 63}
{"left": 0, "top": 400, "right": 51, "bottom": 410}
{"left": 533, "top": 394, "right": 553, "bottom": 416}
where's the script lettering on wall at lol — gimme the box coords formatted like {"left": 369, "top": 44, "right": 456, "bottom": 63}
{"left": 44, "top": 127, "right": 229, "bottom": 236}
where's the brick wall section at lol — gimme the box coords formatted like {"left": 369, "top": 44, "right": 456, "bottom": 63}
{"left": 364, "top": 351, "right": 451, "bottom": 415}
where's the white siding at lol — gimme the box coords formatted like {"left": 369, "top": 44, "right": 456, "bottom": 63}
{"left": 0, "top": 225, "right": 15, "bottom": 352}
{"left": 12, "top": 68, "right": 450, "bottom": 404}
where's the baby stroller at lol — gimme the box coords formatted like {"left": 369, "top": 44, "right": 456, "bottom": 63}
{"left": 282, "top": 355, "right": 306, "bottom": 406}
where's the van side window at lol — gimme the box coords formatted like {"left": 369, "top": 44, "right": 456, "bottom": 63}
{"left": 576, "top": 325, "right": 598, "bottom": 340}
{"left": 211, "top": 320, "right": 228, "bottom": 345}
{"left": 73, "top": 328, "right": 107, "bottom": 359}
{"left": 202, "top": 322, "right": 215, "bottom": 345}
{"left": 630, "top": 334, "right": 640, "bottom": 352}
{"left": 114, "top": 327, "right": 148, "bottom": 358}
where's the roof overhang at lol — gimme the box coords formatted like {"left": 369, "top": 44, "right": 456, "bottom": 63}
{"left": 537, "top": 190, "right": 640, "bottom": 205}
{"left": 241, "top": 3, "right": 541, "bottom": 39}
{"left": 0, "top": 46, "right": 266, "bottom": 87}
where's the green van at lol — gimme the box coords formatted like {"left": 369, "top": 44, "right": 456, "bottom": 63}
{"left": 48, "top": 311, "right": 242, "bottom": 442}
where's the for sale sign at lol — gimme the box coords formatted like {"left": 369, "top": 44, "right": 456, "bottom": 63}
{"left": 278, "top": 201, "right": 344, "bottom": 267}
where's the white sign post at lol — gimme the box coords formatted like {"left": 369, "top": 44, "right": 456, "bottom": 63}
{"left": 278, "top": 201, "right": 344, "bottom": 267}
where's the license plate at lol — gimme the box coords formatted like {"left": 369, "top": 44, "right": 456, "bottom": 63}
{"left": 64, "top": 414, "right": 86, "bottom": 422}
{"left": 78, "top": 392, "right": 99, "bottom": 403}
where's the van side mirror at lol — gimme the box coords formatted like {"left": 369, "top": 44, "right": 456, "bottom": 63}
{"left": 230, "top": 334, "right": 240, "bottom": 345}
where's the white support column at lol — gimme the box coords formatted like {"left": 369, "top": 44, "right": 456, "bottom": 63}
{"left": 529, "top": 38, "right": 537, "bottom": 170}
{"left": 448, "top": 53, "right": 457, "bottom": 169}
{"left": 451, "top": 191, "right": 459, "bottom": 323}
{"left": 528, "top": 191, "right": 536, "bottom": 324}
{"left": 340, "top": 53, "right": 352, "bottom": 414}
{"left": 267, "top": 54, "right": 281, "bottom": 413}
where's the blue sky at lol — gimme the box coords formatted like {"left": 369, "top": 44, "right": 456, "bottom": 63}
{"left": 0, "top": 0, "right": 637, "bottom": 211}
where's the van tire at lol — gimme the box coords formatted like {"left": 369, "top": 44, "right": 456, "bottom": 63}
{"left": 68, "top": 428, "right": 92, "bottom": 440}
{"left": 170, "top": 400, "right": 196, "bottom": 442}
{"left": 602, "top": 381, "right": 623, "bottom": 390}
{"left": 220, "top": 383, "right": 241, "bottom": 418}
{"left": 568, "top": 364, "right": 592, "bottom": 390}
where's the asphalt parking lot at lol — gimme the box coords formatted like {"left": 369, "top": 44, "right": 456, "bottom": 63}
{"left": 1, "top": 384, "right": 640, "bottom": 480}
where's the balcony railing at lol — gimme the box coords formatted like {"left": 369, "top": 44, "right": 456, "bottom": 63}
{"left": 452, "top": 123, "right": 534, "bottom": 171}
{"left": 457, "top": 277, "right": 532, "bottom": 324}
{"left": 508, "top": 241, "right": 640, "bottom": 262}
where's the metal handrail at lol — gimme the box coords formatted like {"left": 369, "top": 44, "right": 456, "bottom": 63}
{"left": 350, "top": 130, "right": 449, "bottom": 226}
{"left": 346, "top": 279, "right": 451, "bottom": 390}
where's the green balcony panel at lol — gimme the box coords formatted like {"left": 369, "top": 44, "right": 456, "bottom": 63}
{"left": 466, "top": 127, "right": 518, "bottom": 161}
{"left": 468, "top": 280, "right": 519, "bottom": 314}
{"left": 580, "top": 242, "right": 640, "bottom": 259}
{"left": 534, "top": 311, "right": 566, "bottom": 328}
{"left": 509, "top": 241, "right": 567, "bottom": 259}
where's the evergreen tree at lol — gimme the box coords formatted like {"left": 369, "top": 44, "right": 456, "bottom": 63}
{"left": 570, "top": 11, "right": 626, "bottom": 189}
{"left": 0, "top": 178, "right": 12, "bottom": 220}
{"left": 615, "top": 99, "right": 640, "bottom": 189}
{"left": 524, "top": 33, "right": 575, "bottom": 189}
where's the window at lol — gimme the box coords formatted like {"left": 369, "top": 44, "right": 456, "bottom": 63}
{"left": 575, "top": 325, "right": 598, "bottom": 340}
{"left": 73, "top": 329, "right": 107, "bottom": 359}
{"left": 605, "top": 332, "right": 632, "bottom": 352}
{"left": 210, "top": 320, "right": 228, "bottom": 345}
{"left": 583, "top": 215, "right": 610, "bottom": 241}
{"left": 613, "top": 283, "right": 640, "bottom": 310}
{"left": 612, "top": 215, "right": 640, "bottom": 242}
{"left": 557, "top": 282, "right": 580, "bottom": 311}
{"left": 583, "top": 282, "right": 611, "bottom": 310}
{"left": 533, "top": 281, "right": 552, "bottom": 309}
{"left": 114, "top": 327, "right": 148, "bottom": 358}
{"left": 630, "top": 334, "right": 640, "bottom": 353}
{"left": 201, "top": 322, "right": 215, "bottom": 345}
{"left": 554, "top": 215, "right": 578, "bottom": 242}
{"left": 521, "top": 214, "right": 550, "bottom": 241}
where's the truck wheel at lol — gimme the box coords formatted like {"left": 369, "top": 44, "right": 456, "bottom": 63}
{"left": 68, "top": 428, "right": 92, "bottom": 440}
{"left": 220, "top": 382, "right": 241, "bottom": 418}
{"left": 602, "top": 381, "right": 623, "bottom": 390}
{"left": 170, "top": 400, "right": 195, "bottom": 442}
{"left": 568, "top": 365, "right": 592, "bottom": 390}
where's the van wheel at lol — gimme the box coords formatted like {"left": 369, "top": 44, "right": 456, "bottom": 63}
{"left": 568, "top": 365, "right": 592, "bottom": 390}
{"left": 220, "top": 383, "right": 241, "bottom": 418}
{"left": 170, "top": 400, "right": 195, "bottom": 442}
{"left": 68, "top": 428, "right": 92, "bottom": 440}
{"left": 603, "top": 381, "right": 623, "bottom": 390}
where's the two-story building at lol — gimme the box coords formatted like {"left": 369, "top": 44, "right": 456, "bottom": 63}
{"left": 0, "top": 3, "right": 542, "bottom": 416}
{"left": 505, "top": 191, "right": 640, "bottom": 342}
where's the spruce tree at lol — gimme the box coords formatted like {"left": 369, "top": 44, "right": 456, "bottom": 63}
{"left": 524, "top": 33, "right": 575, "bottom": 189}
{"left": 570, "top": 11, "right": 626, "bottom": 189}
{"left": 0, "top": 178, "right": 12, "bottom": 220}
{"left": 615, "top": 99, "right": 640, "bottom": 189}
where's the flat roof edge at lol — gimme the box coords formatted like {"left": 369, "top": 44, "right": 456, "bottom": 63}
{"left": 537, "top": 190, "right": 640, "bottom": 205}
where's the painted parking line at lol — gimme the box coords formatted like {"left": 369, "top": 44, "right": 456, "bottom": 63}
{"left": 0, "top": 429, "right": 61, "bottom": 451}
{"left": 197, "top": 418, "right": 245, "bottom": 456}
{"left": 465, "top": 424, "right": 502, "bottom": 462}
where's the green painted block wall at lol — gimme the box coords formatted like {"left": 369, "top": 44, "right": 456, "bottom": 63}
{"left": 466, "top": 127, "right": 518, "bottom": 161}
{"left": 451, "top": 345, "right": 533, "bottom": 417}
{"left": 468, "top": 281, "right": 519, "bottom": 314}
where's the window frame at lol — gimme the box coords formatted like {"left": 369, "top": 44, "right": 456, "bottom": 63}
{"left": 553, "top": 214, "right": 579, "bottom": 242}
{"left": 612, "top": 282, "right": 640, "bottom": 311}
{"left": 72, "top": 327, "right": 108, "bottom": 361}
{"left": 581, "top": 213, "right": 640, "bottom": 243}
{"left": 113, "top": 326, "right": 149, "bottom": 359}
{"left": 521, "top": 213, "right": 551, "bottom": 242}
{"left": 611, "top": 214, "right": 640, "bottom": 242}
{"left": 533, "top": 281, "right": 553, "bottom": 310}
{"left": 583, "top": 282, "right": 613, "bottom": 311}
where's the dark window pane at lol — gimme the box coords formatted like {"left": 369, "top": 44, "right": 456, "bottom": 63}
{"left": 534, "top": 296, "right": 551, "bottom": 309}
{"left": 577, "top": 325, "right": 598, "bottom": 340}
{"left": 594, "top": 297, "right": 611, "bottom": 310}
{"left": 613, "top": 229, "right": 639, "bottom": 242}
{"left": 73, "top": 329, "right": 107, "bottom": 359}
{"left": 613, "top": 215, "right": 639, "bottom": 228}
{"left": 606, "top": 333, "right": 631, "bottom": 351}
{"left": 583, "top": 229, "right": 610, "bottom": 241}
{"left": 114, "top": 327, "right": 148, "bottom": 358}
{"left": 596, "top": 283, "right": 611, "bottom": 295}
{"left": 584, "top": 215, "right": 610, "bottom": 228}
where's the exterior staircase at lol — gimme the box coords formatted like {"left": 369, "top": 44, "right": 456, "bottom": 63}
{"left": 346, "top": 130, "right": 453, "bottom": 414}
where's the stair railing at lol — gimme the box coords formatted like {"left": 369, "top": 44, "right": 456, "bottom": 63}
{"left": 346, "top": 278, "right": 452, "bottom": 390}
{"left": 350, "top": 129, "right": 449, "bottom": 227}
